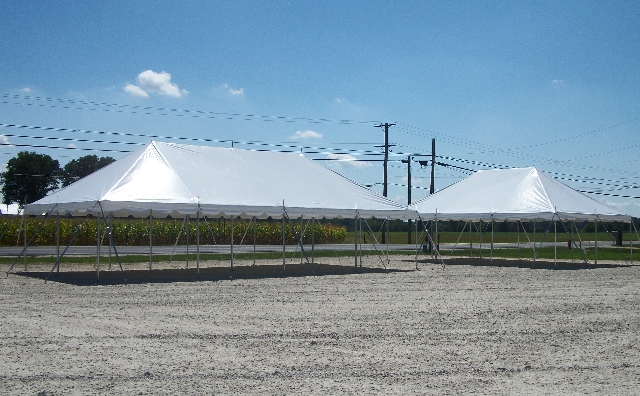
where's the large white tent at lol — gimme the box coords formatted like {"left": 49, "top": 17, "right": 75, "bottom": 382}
{"left": 411, "top": 167, "right": 627, "bottom": 222}
{"left": 25, "top": 141, "right": 415, "bottom": 220}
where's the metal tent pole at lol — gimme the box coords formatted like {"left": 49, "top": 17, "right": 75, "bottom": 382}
{"left": 96, "top": 215, "right": 100, "bottom": 283}
{"left": 470, "top": 221, "right": 473, "bottom": 258}
{"left": 186, "top": 215, "right": 190, "bottom": 268}
{"left": 253, "top": 217, "right": 257, "bottom": 266}
{"left": 282, "top": 212, "right": 286, "bottom": 273}
{"left": 354, "top": 216, "right": 358, "bottom": 269}
{"left": 554, "top": 217, "right": 557, "bottom": 267}
{"left": 479, "top": 220, "right": 482, "bottom": 260}
{"left": 56, "top": 211, "right": 60, "bottom": 273}
{"left": 301, "top": 215, "right": 304, "bottom": 265}
{"left": 517, "top": 220, "right": 520, "bottom": 260}
{"left": 631, "top": 217, "right": 634, "bottom": 265}
{"left": 360, "top": 217, "right": 363, "bottom": 268}
{"left": 490, "top": 215, "right": 494, "bottom": 264}
{"left": 311, "top": 218, "right": 315, "bottom": 264}
{"left": 149, "top": 209, "right": 153, "bottom": 271}
{"left": 533, "top": 220, "right": 536, "bottom": 267}
{"left": 23, "top": 212, "right": 27, "bottom": 271}
{"left": 595, "top": 218, "right": 598, "bottom": 266}
{"left": 108, "top": 214, "right": 112, "bottom": 270}
{"left": 230, "top": 216, "right": 234, "bottom": 270}
{"left": 197, "top": 211, "right": 200, "bottom": 279}
{"left": 386, "top": 217, "right": 390, "bottom": 265}
{"left": 571, "top": 220, "right": 575, "bottom": 263}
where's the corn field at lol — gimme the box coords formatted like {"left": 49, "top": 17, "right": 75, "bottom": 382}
{"left": 0, "top": 216, "right": 347, "bottom": 247}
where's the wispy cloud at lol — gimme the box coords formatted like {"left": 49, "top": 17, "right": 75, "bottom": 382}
{"left": 125, "top": 70, "right": 187, "bottom": 98}
{"left": 290, "top": 130, "right": 323, "bottom": 140}
{"left": 552, "top": 79, "right": 565, "bottom": 85}
{"left": 20, "top": 87, "right": 31, "bottom": 93}
{"left": 327, "top": 153, "right": 370, "bottom": 168}
{"left": 221, "top": 83, "right": 244, "bottom": 96}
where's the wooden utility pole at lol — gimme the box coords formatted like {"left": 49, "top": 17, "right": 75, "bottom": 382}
{"left": 375, "top": 122, "right": 395, "bottom": 243}
{"left": 430, "top": 138, "right": 435, "bottom": 194}
{"left": 401, "top": 155, "right": 412, "bottom": 243}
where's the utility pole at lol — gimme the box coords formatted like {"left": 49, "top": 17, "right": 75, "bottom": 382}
{"left": 374, "top": 122, "right": 395, "bottom": 244}
{"left": 401, "top": 155, "right": 412, "bottom": 244}
{"left": 430, "top": 138, "right": 435, "bottom": 194}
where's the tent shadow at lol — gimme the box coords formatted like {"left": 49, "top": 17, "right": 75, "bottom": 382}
{"left": 14, "top": 263, "right": 409, "bottom": 286}
{"left": 412, "top": 257, "right": 632, "bottom": 270}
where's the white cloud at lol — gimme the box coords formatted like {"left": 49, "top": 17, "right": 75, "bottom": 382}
{"left": 221, "top": 83, "right": 244, "bottom": 96}
{"left": 327, "top": 153, "right": 370, "bottom": 168}
{"left": 124, "top": 83, "right": 149, "bottom": 98}
{"left": 0, "top": 135, "right": 11, "bottom": 146}
{"left": 125, "top": 70, "right": 187, "bottom": 98}
{"left": 552, "top": 79, "right": 565, "bottom": 85}
{"left": 20, "top": 87, "right": 31, "bottom": 93}
{"left": 290, "top": 130, "right": 323, "bottom": 140}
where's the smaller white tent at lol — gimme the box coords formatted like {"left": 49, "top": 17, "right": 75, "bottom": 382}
{"left": 26, "top": 141, "right": 414, "bottom": 220}
{"left": 411, "top": 167, "right": 627, "bottom": 222}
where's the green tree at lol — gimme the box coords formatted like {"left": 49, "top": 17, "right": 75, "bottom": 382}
{"left": 0, "top": 151, "right": 61, "bottom": 207}
{"left": 61, "top": 155, "right": 115, "bottom": 187}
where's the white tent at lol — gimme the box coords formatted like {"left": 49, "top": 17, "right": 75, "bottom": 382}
{"left": 25, "top": 141, "right": 414, "bottom": 220}
{"left": 411, "top": 167, "right": 627, "bottom": 222}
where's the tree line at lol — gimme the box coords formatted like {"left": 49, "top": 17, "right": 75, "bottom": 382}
{"left": 0, "top": 152, "right": 115, "bottom": 207}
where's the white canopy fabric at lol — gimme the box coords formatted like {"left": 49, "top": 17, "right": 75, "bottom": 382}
{"left": 26, "top": 141, "right": 415, "bottom": 220}
{"left": 411, "top": 167, "right": 627, "bottom": 222}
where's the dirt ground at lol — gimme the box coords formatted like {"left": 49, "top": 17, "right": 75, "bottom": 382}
{"left": 1, "top": 254, "right": 639, "bottom": 395}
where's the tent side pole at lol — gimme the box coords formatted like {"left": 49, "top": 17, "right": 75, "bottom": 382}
{"left": 595, "top": 218, "right": 598, "bottom": 266}
{"left": 354, "top": 216, "right": 358, "bottom": 269}
{"left": 517, "top": 220, "right": 520, "bottom": 260}
{"left": 631, "top": 217, "right": 634, "bottom": 265}
{"left": 358, "top": 217, "right": 362, "bottom": 268}
{"left": 56, "top": 211, "right": 60, "bottom": 273}
{"left": 301, "top": 215, "right": 304, "bottom": 265}
{"left": 533, "top": 220, "right": 536, "bottom": 268}
{"left": 23, "top": 212, "right": 27, "bottom": 271}
{"left": 186, "top": 215, "right": 190, "bottom": 268}
{"left": 230, "top": 216, "right": 234, "bottom": 270}
{"left": 470, "top": 221, "right": 473, "bottom": 258}
{"left": 479, "top": 220, "right": 482, "bottom": 260}
{"left": 282, "top": 215, "right": 286, "bottom": 273}
{"left": 571, "top": 220, "right": 575, "bottom": 263}
{"left": 197, "top": 211, "right": 200, "bottom": 279}
{"left": 490, "top": 215, "right": 494, "bottom": 264}
{"left": 311, "top": 218, "right": 315, "bottom": 264}
{"left": 149, "top": 209, "right": 153, "bottom": 271}
{"left": 554, "top": 217, "right": 557, "bottom": 267}
{"left": 386, "top": 217, "right": 390, "bottom": 265}
{"left": 253, "top": 216, "right": 257, "bottom": 266}
{"left": 96, "top": 215, "right": 100, "bottom": 283}
{"left": 108, "top": 214, "right": 112, "bottom": 270}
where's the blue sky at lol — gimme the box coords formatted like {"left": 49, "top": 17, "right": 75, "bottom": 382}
{"left": 1, "top": 1, "right": 639, "bottom": 216}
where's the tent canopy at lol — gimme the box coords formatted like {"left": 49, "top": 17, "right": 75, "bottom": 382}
{"left": 410, "top": 167, "right": 627, "bottom": 222}
{"left": 26, "top": 141, "right": 414, "bottom": 220}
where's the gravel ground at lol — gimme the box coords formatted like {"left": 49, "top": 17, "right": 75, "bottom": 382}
{"left": 1, "top": 255, "right": 639, "bottom": 395}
